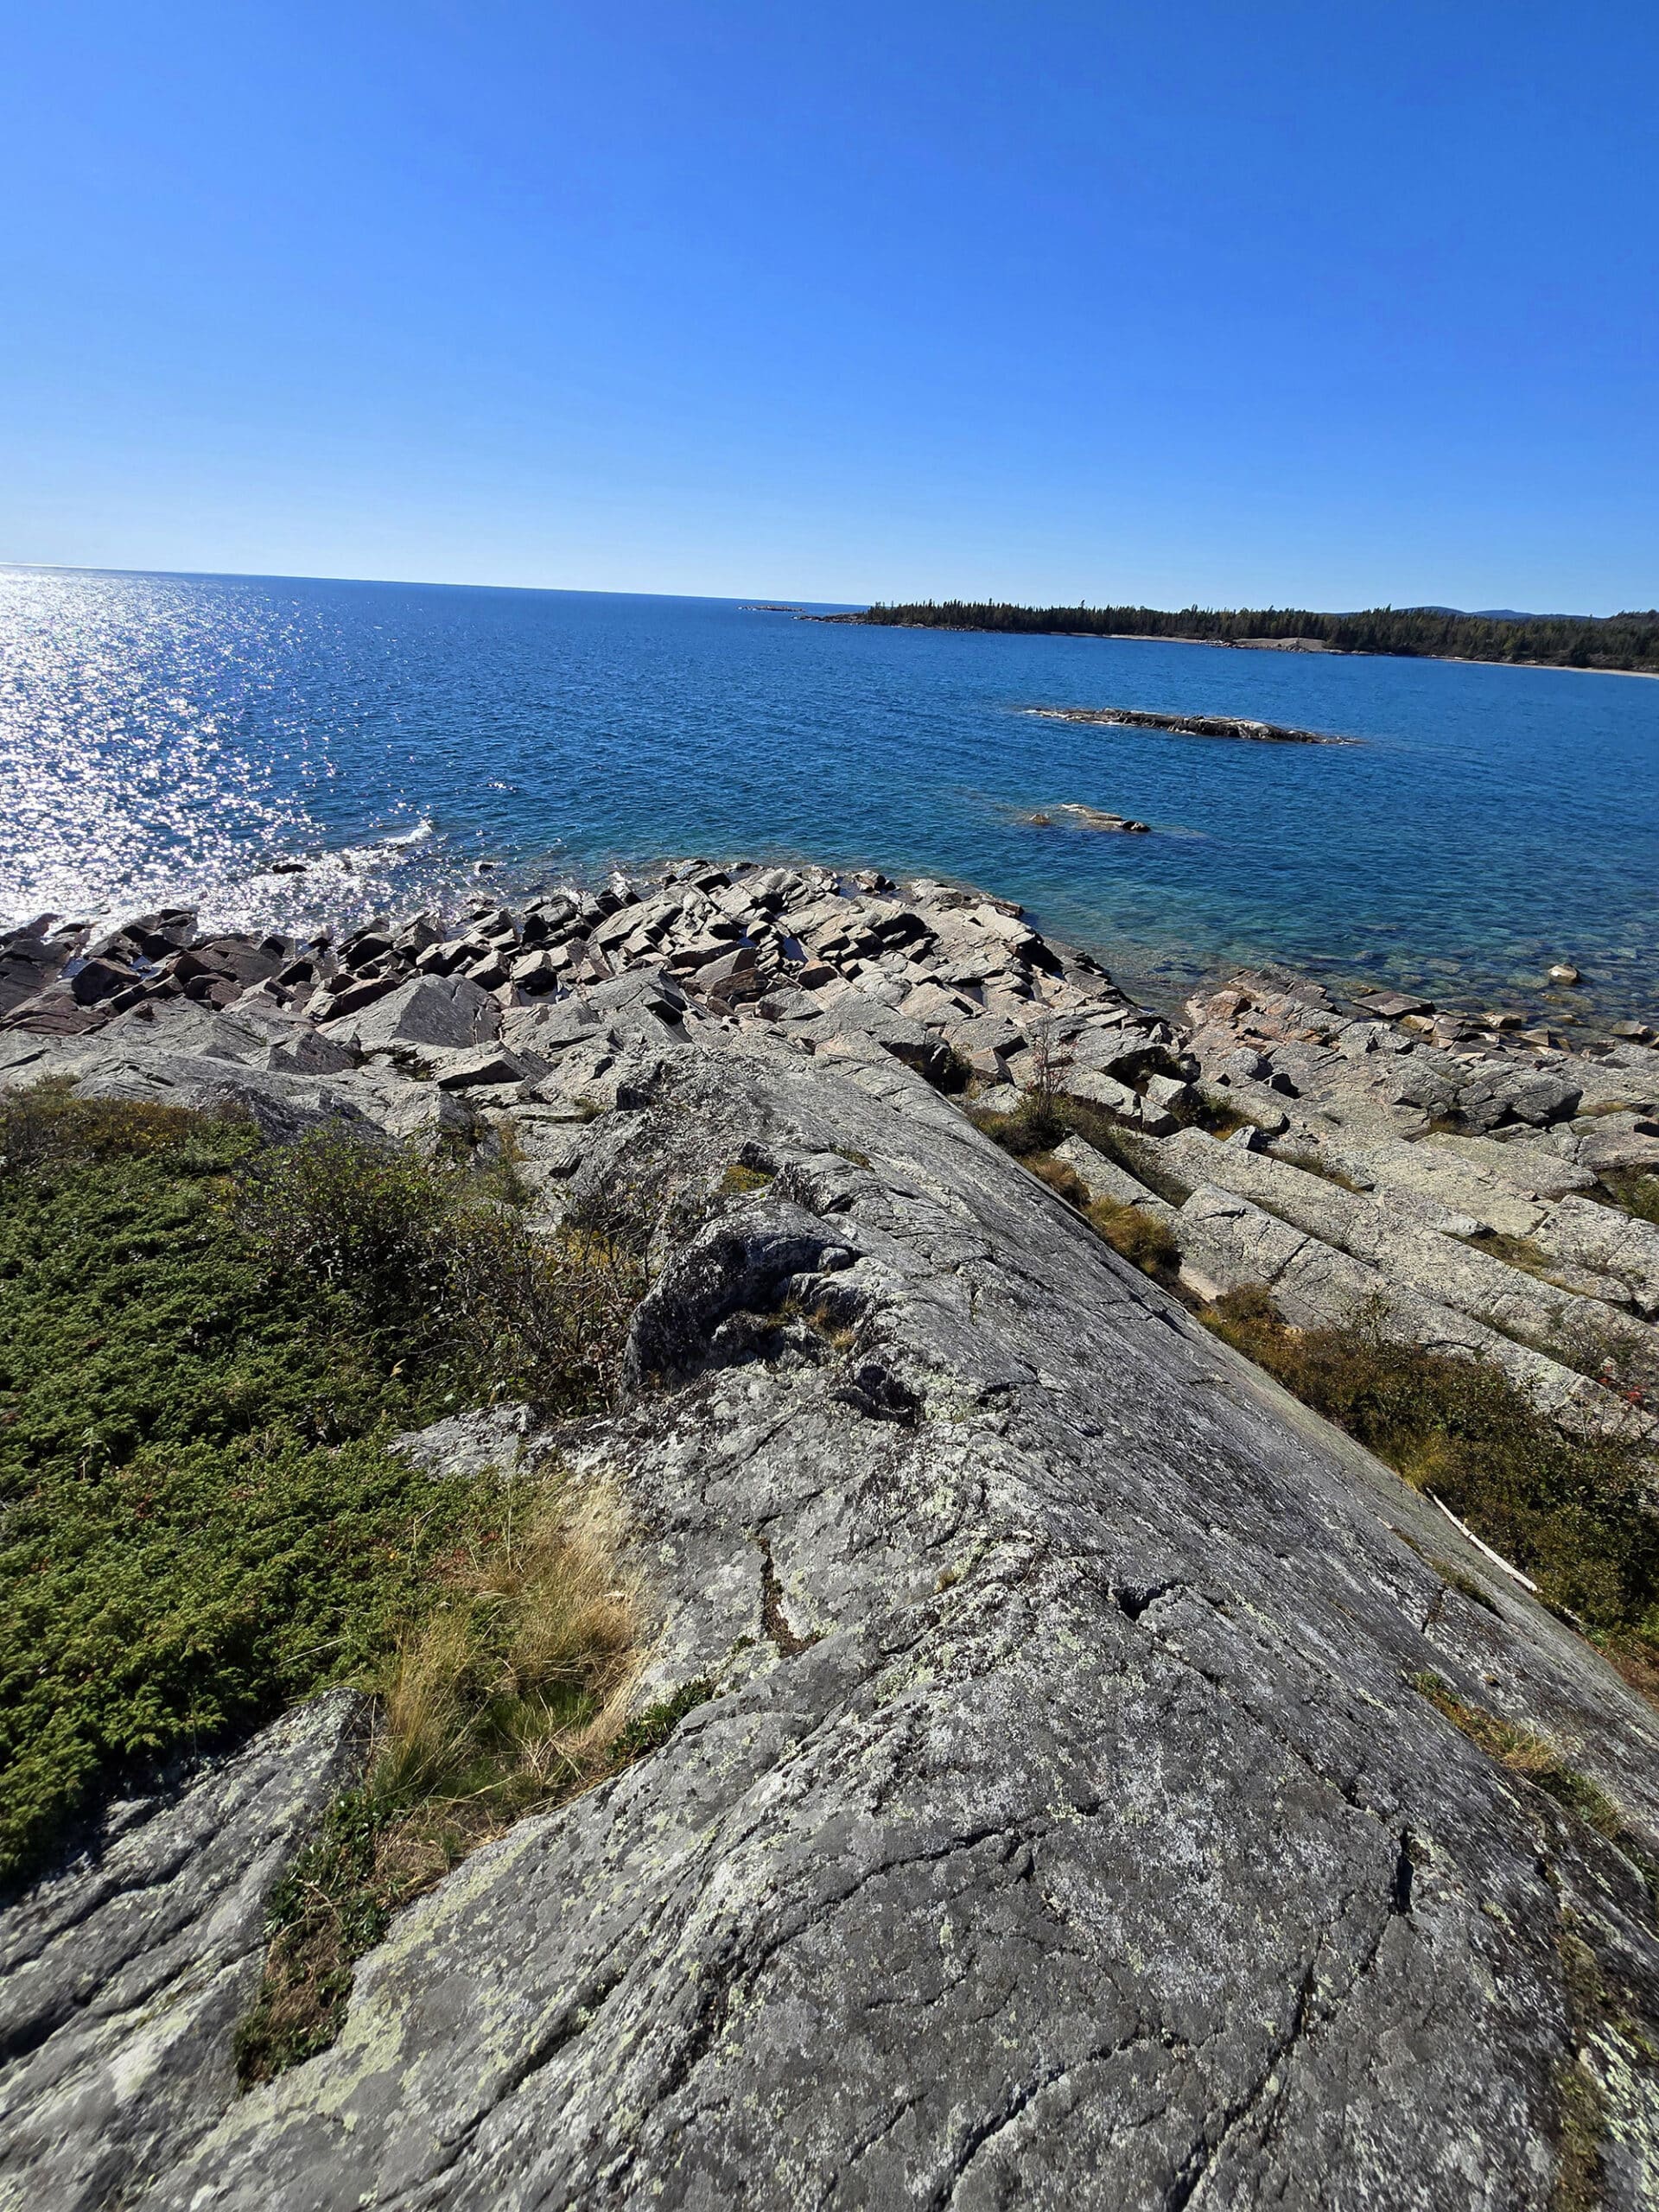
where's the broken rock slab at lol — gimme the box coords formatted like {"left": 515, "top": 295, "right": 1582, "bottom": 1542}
{"left": 0, "top": 1691, "right": 369, "bottom": 2212}
{"left": 321, "top": 972, "right": 501, "bottom": 1052}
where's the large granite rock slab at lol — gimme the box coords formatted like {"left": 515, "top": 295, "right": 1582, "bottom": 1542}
{"left": 0, "top": 1692, "right": 369, "bottom": 2212}
{"left": 6, "top": 882, "right": 1659, "bottom": 2209}
{"left": 16, "top": 1028, "right": 1642, "bottom": 2212}
{"left": 320, "top": 973, "right": 500, "bottom": 1052}
{"left": 1157, "top": 1127, "right": 1659, "bottom": 1402}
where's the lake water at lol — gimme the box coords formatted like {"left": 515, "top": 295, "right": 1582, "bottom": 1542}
{"left": 3, "top": 566, "right": 1655, "bottom": 1023}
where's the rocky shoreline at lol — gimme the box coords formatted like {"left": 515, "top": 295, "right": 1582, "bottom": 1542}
{"left": 5, "top": 855, "right": 1659, "bottom": 2208}
{"left": 3, "top": 858, "right": 1656, "bottom": 1452}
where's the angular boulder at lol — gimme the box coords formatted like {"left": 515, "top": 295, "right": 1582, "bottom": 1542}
{"left": 321, "top": 973, "right": 500, "bottom": 1052}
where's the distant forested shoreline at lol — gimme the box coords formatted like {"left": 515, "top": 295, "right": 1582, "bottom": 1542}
{"left": 836, "top": 601, "right": 1659, "bottom": 673}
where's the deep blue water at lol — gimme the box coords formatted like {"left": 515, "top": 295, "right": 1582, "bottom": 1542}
{"left": 3, "top": 566, "right": 1656, "bottom": 1020}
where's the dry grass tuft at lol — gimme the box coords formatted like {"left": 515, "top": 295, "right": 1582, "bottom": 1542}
{"left": 1410, "top": 1673, "right": 1630, "bottom": 1841}
{"left": 998, "top": 1137, "right": 1179, "bottom": 1279}
{"left": 1025, "top": 1154, "right": 1092, "bottom": 1210}
{"left": 1088, "top": 1198, "right": 1179, "bottom": 1277}
{"left": 237, "top": 1476, "right": 645, "bottom": 2085}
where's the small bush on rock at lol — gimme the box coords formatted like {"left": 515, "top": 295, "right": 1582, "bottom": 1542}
{"left": 0, "top": 1087, "right": 651, "bottom": 1890}
{"left": 237, "top": 1128, "right": 649, "bottom": 1413}
{"left": 974, "top": 1104, "right": 1180, "bottom": 1277}
{"left": 1204, "top": 1287, "right": 1659, "bottom": 1669}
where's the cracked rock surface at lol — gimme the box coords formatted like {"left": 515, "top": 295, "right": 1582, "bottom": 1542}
{"left": 4, "top": 865, "right": 1659, "bottom": 2207}
{"left": 0, "top": 1691, "right": 370, "bottom": 2212}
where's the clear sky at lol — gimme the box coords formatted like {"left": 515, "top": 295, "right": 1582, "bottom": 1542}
{"left": 2, "top": 1, "right": 1654, "bottom": 610}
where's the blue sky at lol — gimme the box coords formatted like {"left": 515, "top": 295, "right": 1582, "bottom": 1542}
{"left": 2, "top": 1, "right": 1654, "bottom": 608}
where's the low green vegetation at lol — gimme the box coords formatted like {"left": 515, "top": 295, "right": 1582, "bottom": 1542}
{"left": 1604, "top": 1171, "right": 1659, "bottom": 1227}
{"left": 1205, "top": 1287, "right": 1659, "bottom": 1681}
{"left": 718, "top": 1161, "right": 775, "bottom": 1196}
{"left": 0, "top": 1082, "right": 648, "bottom": 1891}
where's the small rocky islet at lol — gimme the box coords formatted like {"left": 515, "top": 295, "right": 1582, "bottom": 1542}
{"left": 1027, "top": 702, "right": 1355, "bottom": 744}
{"left": 1020, "top": 801, "right": 1153, "bottom": 832}
{"left": 4, "top": 858, "right": 1659, "bottom": 2208}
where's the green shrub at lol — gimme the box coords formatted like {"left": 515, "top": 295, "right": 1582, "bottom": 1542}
{"left": 231, "top": 1788, "right": 390, "bottom": 2082}
{"left": 970, "top": 1094, "right": 1064, "bottom": 1157}
{"left": 0, "top": 1080, "right": 216, "bottom": 1176}
{"left": 235, "top": 1128, "right": 454, "bottom": 1337}
{"left": 236, "top": 1127, "right": 649, "bottom": 1413}
{"left": 0, "top": 1088, "right": 650, "bottom": 1889}
{"left": 612, "top": 1677, "right": 714, "bottom": 1765}
{"left": 928, "top": 1046, "right": 975, "bottom": 1096}
{"left": 1204, "top": 1287, "right": 1659, "bottom": 1656}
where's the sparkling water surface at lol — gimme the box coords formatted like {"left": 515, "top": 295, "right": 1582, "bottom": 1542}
{"left": 2, "top": 565, "right": 1655, "bottom": 1020}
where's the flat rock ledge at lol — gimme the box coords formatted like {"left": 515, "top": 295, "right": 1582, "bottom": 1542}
{"left": 3, "top": 862, "right": 1659, "bottom": 2209}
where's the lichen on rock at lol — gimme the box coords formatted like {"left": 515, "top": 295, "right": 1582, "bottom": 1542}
{"left": 3, "top": 864, "right": 1659, "bottom": 2209}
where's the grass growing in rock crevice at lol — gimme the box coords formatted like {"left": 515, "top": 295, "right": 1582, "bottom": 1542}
{"left": 0, "top": 1083, "right": 650, "bottom": 1891}
{"left": 1410, "top": 1671, "right": 1659, "bottom": 1926}
{"left": 971, "top": 1089, "right": 1192, "bottom": 1204}
{"left": 1086, "top": 1198, "right": 1180, "bottom": 1278}
{"left": 1411, "top": 1672, "right": 1629, "bottom": 1834}
{"left": 1204, "top": 1286, "right": 1659, "bottom": 1676}
{"left": 1603, "top": 1171, "right": 1659, "bottom": 1227}
{"left": 234, "top": 1480, "right": 658, "bottom": 2085}
{"left": 971, "top": 1093, "right": 1182, "bottom": 1277}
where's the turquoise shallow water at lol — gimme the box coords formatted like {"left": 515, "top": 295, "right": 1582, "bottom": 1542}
{"left": 2, "top": 566, "right": 1655, "bottom": 1021}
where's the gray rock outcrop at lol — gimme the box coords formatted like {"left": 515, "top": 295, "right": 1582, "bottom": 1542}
{"left": 0, "top": 1693, "right": 369, "bottom": 2212}
{"left": 4, "top": 869, "right": 1659, "bottom": 2208}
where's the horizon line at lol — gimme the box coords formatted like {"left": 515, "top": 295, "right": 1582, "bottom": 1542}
{"left": 3, "top": 560, "right": 1650, "bottom": 622}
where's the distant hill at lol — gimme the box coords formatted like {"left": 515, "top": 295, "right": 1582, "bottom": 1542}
{"left": 840, "top": 601, "right": 1659, "bottom": 673}
{"left": 1414, "top": 606, "right": 1589, "bottom": 622}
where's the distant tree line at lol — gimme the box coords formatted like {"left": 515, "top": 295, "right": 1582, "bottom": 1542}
{"left": 848, "top": 601, "right": 1659, "bottom": 673}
